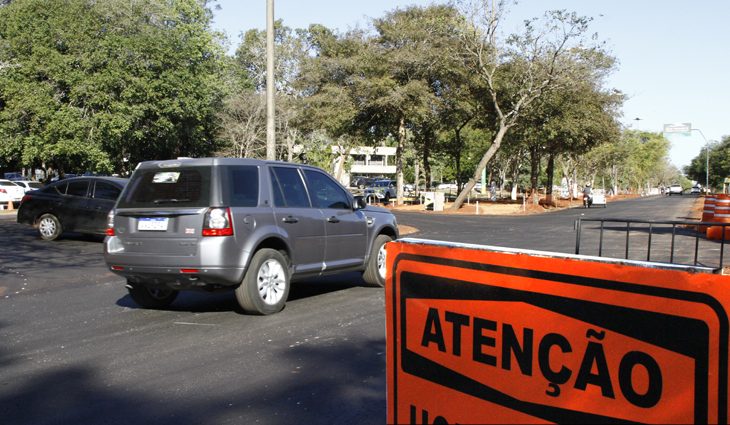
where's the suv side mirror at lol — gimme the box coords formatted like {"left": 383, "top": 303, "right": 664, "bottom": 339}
{"left": 354, "top": 196, "right": 367, "bottom": 210}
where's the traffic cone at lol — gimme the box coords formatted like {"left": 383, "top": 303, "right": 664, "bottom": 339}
{"left": 7, "top": 200, "right": 14, "bottom": 211}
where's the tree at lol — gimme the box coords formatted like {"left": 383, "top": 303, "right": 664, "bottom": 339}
{"left": 0, "top": 0, "right": 226, "bottom": 175}
{"left": 514, "top": 58, "right": 622, "bottom": 205}
{"left": 686, "top": 137, "right": 729, "bottom": 191}
{"left": 450, "top": 0, "right": 605, "bottom": 210}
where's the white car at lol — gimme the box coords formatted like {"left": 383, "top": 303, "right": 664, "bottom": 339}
{"left": 668, "top": 184, "right": 683, "bottom": 195}
{"left": 591, "top": 188, "right": 607, "bottom": 207}
{"left": 0, "top": 179, "right": 26, "bottom": 206}
{"left": 12, "top": 180, "right": 44, "bottom": 193}
{"left": 437, "top": 182, "right": 458, "bottom": 191}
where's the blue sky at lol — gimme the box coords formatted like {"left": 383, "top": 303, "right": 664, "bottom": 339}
{"left": 210, "top": 0, "right": 730, "bottom": 170}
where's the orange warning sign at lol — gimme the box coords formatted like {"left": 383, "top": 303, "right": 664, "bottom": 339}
{"left": 385, "top": 239, "right": 730, "bottom": 424}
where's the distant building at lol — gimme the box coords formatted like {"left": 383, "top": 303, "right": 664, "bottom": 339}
{"left": 331, "top": 146, "right": 397, "bottom": 187}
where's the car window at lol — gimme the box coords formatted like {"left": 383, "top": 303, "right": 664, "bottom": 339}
{"left": 224, "top": 165, "right": 259, "bottom": 207}
{"left": 28, "top": 182, "right": 43, "bottom": 189}
{"left": 303, "top": 169, "right": 350, "bottom": 210}
{"left": 48, "top": 181, "right": 68, "bottom": 195}
{"left": 93, "top": 181, "right": 122, "bottom": 201}
{"left": 66, "top": 180, "right": 90, "bottom": 197}
{"left": 117, "top": 167, "right": 211, "bottom": 208}
{"left": 269, "top": 167, "right": 310, "bottom": 208}
{"left": 0, "top": 181, "right": 17, "bottom": 187}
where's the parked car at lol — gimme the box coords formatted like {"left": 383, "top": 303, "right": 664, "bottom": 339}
{"left": 668, "top": 184, "right": 683, "bottom": 195}
{"left": 3, "top": 172, "right": 23, "bottom": 181}
{"left": 17, "top": 176, "right": 128, "bottom": 240}
{"left": 437, "top": 182, "right": 458, "bottom": 191}
{"left": 0, "top": 178, "right": 26, "bottom": 208}
{"left": 13, "top": 180, "right": 44, "bottom": 193}
{"left": 364, "top": 179, "right": 397, "bottom": 204}
{"left": 351, "top": 175, "right": 375, "bottom": 189}
{"left": 690, "top": 185, "right": 701, "bottom": 194}
{"left": 104, "top": 158, "right": 399, "bottom": 315}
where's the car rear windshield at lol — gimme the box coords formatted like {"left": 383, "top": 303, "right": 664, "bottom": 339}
{"left": 117, "top": 167, "right": 212, "bottom": 208}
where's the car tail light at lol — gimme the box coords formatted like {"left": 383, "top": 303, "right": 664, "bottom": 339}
{"left": 202, "top": 207, "right": 233, "bottom": 237}
{"left": 106, "top": 210, "right": 116, "bottom": 236}
{"left": 21, "top": 194, "right": 31, "bottom": 203}
{"left": 0, "top": 189, "right": 6, "bottom": 194}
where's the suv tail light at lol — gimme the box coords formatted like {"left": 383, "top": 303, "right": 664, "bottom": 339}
{"left": 202, "top": 207, "right": 233, "bottom": 237}
{"left": 106, "top": 210, "right": 116, "bottom": 236}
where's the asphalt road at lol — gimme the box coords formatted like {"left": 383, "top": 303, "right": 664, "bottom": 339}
{"left": 0, "top": 194, "right": 705, "bottom": 424}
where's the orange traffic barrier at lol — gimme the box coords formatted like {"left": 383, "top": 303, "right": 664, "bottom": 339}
{"left": 386, "top": 239, "right": 730, "bottom": 424}
{"left": 700, "top": 194, "right": 716, "bottom": 232}
{"left": 709, "top": 195, "right": 730, "bottom": 240}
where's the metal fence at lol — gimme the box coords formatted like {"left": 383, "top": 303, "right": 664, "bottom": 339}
{"left": 575, "top": 218, "right": 729, "bottom": 271}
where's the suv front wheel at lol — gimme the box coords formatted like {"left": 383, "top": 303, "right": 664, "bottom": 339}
{"left": 363, "top": 234, "right": 393, "bottom": 287}
{"left": 236, "top": 248, "right": 290, "bottom": 315}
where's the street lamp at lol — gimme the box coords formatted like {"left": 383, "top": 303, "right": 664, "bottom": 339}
{"left": 663, "top": 123, "right": 710, "bottom": 194}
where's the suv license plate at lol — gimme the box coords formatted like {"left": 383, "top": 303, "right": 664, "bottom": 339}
{"left": 138, "top": 217, "right": 169, "bottom": 231}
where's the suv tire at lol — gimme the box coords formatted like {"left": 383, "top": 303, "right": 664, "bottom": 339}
{"left": 128, "top": 282, "right": 178, "bottom": 309}
{"left": 38, "top": 213, "right": 62, "bottom": 241}
{"left": 236, "top": 248, "right": 290, "bottom": 315}
{"left": 363, "top": 234, "right": 392, "bottom": 287}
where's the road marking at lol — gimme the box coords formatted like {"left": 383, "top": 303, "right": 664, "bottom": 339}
{"left": 173, "top": 322, "right": 217, "bottom": 327}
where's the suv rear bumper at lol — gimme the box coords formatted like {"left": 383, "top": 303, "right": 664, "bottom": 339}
{"left": 108, "top": 265, "right": 245, "bottom": 289}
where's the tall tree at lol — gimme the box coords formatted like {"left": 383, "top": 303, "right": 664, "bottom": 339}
{"left": 450, "top": 0, "right": 604, "bottom": 210}
{"left": 0, "top": 0, "right": 226, "bottom": 175}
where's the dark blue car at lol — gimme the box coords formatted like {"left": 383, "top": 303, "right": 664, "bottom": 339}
{"left": 17, "top": 176, "right": 128, "bottom": 240}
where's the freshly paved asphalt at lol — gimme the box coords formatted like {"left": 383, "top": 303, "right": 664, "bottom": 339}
{"left": 0, "top": 194, "right": 706, "bottom": 424}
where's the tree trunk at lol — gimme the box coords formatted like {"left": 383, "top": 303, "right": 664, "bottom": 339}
{"left": 450, "top": 123, "right": 508, "bottom": 210}
{"left": 545, "top": 153, "right": 555, "bottom": 206}
{"left": 529, "top": 145, "right": 540, "bottom": 205}
{"left": 396, "top": 117, "right": 406, "bottom": 205}
{"left": 423, "top": 140, "right": 432, "bottom": 191}
{"left": 453, "top": 128, "right": 462, "bottom": 191}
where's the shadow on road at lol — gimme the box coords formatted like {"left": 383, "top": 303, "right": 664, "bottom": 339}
{"left": 114, "top": 272, "right": 366, "bottom": 314}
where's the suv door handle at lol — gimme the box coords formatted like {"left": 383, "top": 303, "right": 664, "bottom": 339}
{"left": 326, "top": 216, "right": 340, "bottom": 223}
{"left": 282, "top": 216, "right": 299, "bottom": 224}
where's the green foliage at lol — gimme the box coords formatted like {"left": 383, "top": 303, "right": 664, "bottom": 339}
{"left": 0, "top": 0, "right": 226, "bottom": 174}
{"left": 685, "top": 136, "right": 730, "bottom": 190}
{"left": 585, "top": 130, "right": 676, "bottom": 193}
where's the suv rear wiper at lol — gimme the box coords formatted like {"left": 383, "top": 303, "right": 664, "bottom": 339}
{"left": 153, "top": 198, "right": 190, "bottom": 204}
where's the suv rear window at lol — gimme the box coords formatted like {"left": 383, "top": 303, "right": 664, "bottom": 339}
{"left": 117, "top": 167, "right": 212, "bottom": 208}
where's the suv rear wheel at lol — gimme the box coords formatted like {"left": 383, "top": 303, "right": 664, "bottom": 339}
{"left": 236, "top": 248, "right": 290, "bottom": 315}
{"left": 363, "top": 234, "right": 392, "bottom": 287}
{"left": 127, "top": 282, "right": 178, "bottom": 309}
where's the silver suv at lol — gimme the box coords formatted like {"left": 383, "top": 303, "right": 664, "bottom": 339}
{"left": 104, "top": 158, "right": 399, "bottom": 315}
{"left": 364, "top": 179, "right": 396, "bottom": 204}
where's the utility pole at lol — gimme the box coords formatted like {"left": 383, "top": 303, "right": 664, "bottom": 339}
{"left": 691, "top": 128, "right": 710, "bottom": 194}
{"left": 266, "top": 0, "right": 275, "bottom": 160}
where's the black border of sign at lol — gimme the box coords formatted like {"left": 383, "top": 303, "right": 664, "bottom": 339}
{"left": 389, "top": 253, "right": 729, "bottom": 425}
